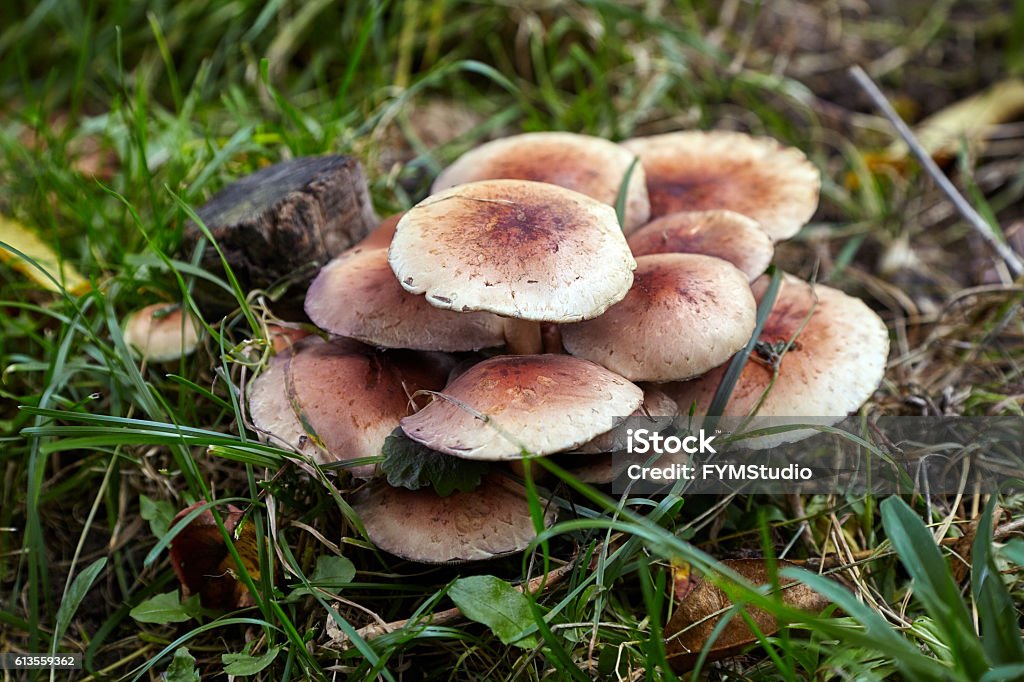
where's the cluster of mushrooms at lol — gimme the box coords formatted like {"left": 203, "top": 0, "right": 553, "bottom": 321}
{"left": 245, "top": 130, "right": 890, "bottom": 564}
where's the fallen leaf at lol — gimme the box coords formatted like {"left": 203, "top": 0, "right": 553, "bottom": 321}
{"left": 168, "top": 501, "right": 260, "bottom": 610}
{"left": 0, "top": 214, "right": 89, "bottom": 294}
{"left": 664, "top": 558, "right": 829, "bottom": 672}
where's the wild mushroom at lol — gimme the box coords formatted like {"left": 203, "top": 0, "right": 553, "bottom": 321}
{"left": 401, "top": 354, "right": 643, "bottom": 461}
{"left": 561, "top": 254, "right": 757, "bottom": 382}
{"left": 305, "top": 248, "right": 507, "bottom": 351}
{"left": 432, "top": 132, "right": 651, "bottom": 232}
{"left": 389, "top": 179, "right": 636, "bottom": 353}
{"left": 123, "top": 303, "right": 201, "bottom": 363}
{"left": 627, "top": 209, "right": 774, "bottom": 281}
{"left": 663, "top": 273, "right": 889, "bottom": 447}
{"left": 351, "top": 474, "right": 557, "bottom": 563}
{"left": 285, "top": 338, "right": 453, "bottom": 477}
{"left": 621, "top": 131, "right": 820, "bottom": 241}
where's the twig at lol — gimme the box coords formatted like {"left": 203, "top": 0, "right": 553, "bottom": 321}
{"left": 848, "top": 65, "right": 1024, "bottom": 278}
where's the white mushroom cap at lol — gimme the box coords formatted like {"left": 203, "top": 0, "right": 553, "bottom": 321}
{"left": 287, "top": 339, "right": 451, "bottom": 477}
{"left": 351, "top": 475, "right": 556, "bottom": 563}
{"left": 627, "top": 210, "right": 774, "bottom": 281}
{"left": 663, "top": 273, "right": 890, "bottom": 446}
{"left": 432, "top": 132, "right": 651, "bottom": 232}
{"left": 247, "top": 343, "right": 326, "bottom": 462}
{"left": 388, "top": 179, "right": 636, "bottom": 323}
{"left": 123, "top": 303, "right": 200, "bottom": 362}
{"left": 401, "top": 354, "right": 643, "bottom": 461}
{"left": 305, "top": 249, "right": 507, "bottom": 351}
{"left": 561, "top": 254, "right": 757, "bottom": 382}
{"left": 621, "top": 131, "right": 820, "bottom": 241}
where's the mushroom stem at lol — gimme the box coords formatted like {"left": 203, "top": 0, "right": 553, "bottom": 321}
{"left": 502, "top": 317, "right": 543, "bottom": 355}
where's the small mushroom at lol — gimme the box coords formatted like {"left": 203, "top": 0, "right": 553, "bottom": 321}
{"left": 621, "top": 131, "right": 820, "bottom": 241}
{"left": 401, "top": 354, "right": 643, "bottom": 461}
{"left": 389, "top": 179, "right": 636, "bottom": 323}
{"left": 305, "top": 248, "right": 506, "bottom": 351}
{"left": 561, "top": 254, "right": 757, "bottom": 382}
{"left": 663, "top": 273, "right": 890, "bottom": 447}
{"left": 286, "top": 338, "right": 452, "bottom": 477}
{"left": 351, "top": 474, "right": 557, "bottom": 563}
{"left": 627, "top": 209, "right": 774, "bottom": 281}
{"left": 122, "top": 303, "right": 201, "bottom": 363}
{"left": 432, "top": 132, "right": 651, "bottom": 232}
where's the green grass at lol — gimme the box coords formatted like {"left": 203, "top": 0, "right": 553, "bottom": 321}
{"left": 2, "top": 0, "right": 1024, "bottom": 679}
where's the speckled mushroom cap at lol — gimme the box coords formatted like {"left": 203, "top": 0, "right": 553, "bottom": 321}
{"left": 575, "top": 384, "right": 681, "bottom": 455}
{"left": 123, "top": 303, "right": 200, "bottom": 362}
{"left": 400, "top": 354, "right": 643, "bottom": 460}
{"left": 663, "top": 273, "right": 889, "bottom": 445}
{"left": 286, "top": 339, "right": 452, "bottom": 477}
{"left": 432, "top": 132, "right": 651, "bottom": 232}
{"left": 627, "top": 210, "right": 774, "bottom": 281}
{"left": 561, "top": 254, "right": 757, "bottom": 382}
{"left": 388, "top": 179, "right": 636, "bottom": 322}
{"left": 351, "top": 475, "right": 556, "bottom": 563}
{"left": 621, "top": 131, "right": 820, "bottom": 241}
{"left": 305, "top": 249, "right": 506, "bottom": 351}
{"left": 247, "top": 343, "right": 326, "bottom": 463}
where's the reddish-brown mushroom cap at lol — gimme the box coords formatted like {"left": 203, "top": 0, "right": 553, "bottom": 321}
{"left": 561, "top": 254, "right": 757, "bottom": 382}
{"left": 247, "top": 345, "right": 326, "bottom": 462}
{"left": 574, "top": 384, "right": 681, "bottom": 455}
{"left": 401, "top": 354, "right": 644, "bottom": 461}
{"left": 388, "top": 179, "right": 636, "bottom": 323}
{"left": 305, "top": 249, "right": 507, "bottom": 351}
{"left": 123, "top": 303, "right": 200, "bottom": 362}
{"left": 351, "top": 475, "right": 556, "bottom": 563}
{"left": 432, "top": 132, "right": 651, "bottom": 232}
{"left": 344, "top": 212, "right": 404, "bottom": 256}
{"left": 621, "top": 131, "right": 820, "bottom": 241}
{"left": 286, "top": 339, "right": 452, "bottom": 477}
{"left": 627, "top": 210, "right": 774, "bottom": 281}
{"left": 663, "top": 273, "right": 889, "bottom": 446}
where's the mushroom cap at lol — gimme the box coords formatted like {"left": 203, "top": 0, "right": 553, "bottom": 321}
{"left": 305, "top": 249, "right": 507, "bottom": 351}
{"left": 351, "top": 475, "right": 556, "bottom": 563}
{"left": 287, "top": 339, "right": 451, "bottom": 477}
{"left": 621, "top": 131, "right": 820, "bottom": 241}
{"left": 388, "top": 179, "right": 636, "bottom": 323}
{"left": 663, "top": 273, "right": 889, "bottom": 445}
{"left": 401, "top": 354, "right": 644, "bottom": 460}
{"left": 561, "top": 254, "right": 757, "bottom": 382}
{"left": 432, "top": 132, "right": 651, "bottom": 232}
{"left": 574, "top": 384, "right": 681, "bottom": 456}
{"left": 123, "top": 303, "right": 200, "bottom": 362}
{"left": 627, "top": 210, "right": 774, "bottom": 281}
{"left": 345, "top": 212, "right": 404, "bottom": 256}
{"left": 247, "top": 344, "right": 326, "bottom": 462}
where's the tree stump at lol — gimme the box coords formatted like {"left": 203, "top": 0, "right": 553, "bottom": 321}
{"left": 182, "top": 155, "right": 378, "bottom": 320}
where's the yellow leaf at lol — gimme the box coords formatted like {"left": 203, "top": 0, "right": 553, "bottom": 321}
{"left": 0, "top": 214, "right": 89, "bottom": 295}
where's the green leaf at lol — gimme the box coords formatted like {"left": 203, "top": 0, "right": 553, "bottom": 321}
{"left": 222, "top": 645, "right": 280, "bottom": 676}
{"left": 972, "top": 498, "right": 1024, "bottom": 665}
{"left": 379, "top": 428, "right": 490, "bottom": 496}
{"left": 53, "top": 557, "right": 106, "bottom": 653}
{"left": 449, "top": 575, "right": 538, "bottom": 648}
{"left": 140, "top": 494, "right": 176, "bottom": 539}
{"left": 1001, "top": 539, "right": 1024, "bottom": 566}
{"left": 130, "top": 591, "right": 200, "bottom": 624}
{"left": 880, "top": 497, "right": 989, "bottom": 679}
{"left": 311, "top": 555, "right": 356, "bottom": 587}
{"left": 165, "top": 646, "right": 200, "bottom": 682}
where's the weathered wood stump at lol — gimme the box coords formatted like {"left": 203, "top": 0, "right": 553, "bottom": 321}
{"left": 182, "top": 155, "right": 378, "bottom": 320}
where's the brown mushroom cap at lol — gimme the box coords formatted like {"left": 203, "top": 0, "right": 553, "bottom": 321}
{"left": 621, "top": 131, "right": 820, "bottom": 241}
{"left": 123, "top": 303, "right": 200, "bottom": 362}
{"left": 247, "top": 344, "right": 326, "bottom": 462}
{"left": 663, "top": 273, "right": 889, "bottom": 444}
{"left": 344, "top": 212, "right": 404, "bottom": 256}
{"left": 287, "top": 339, "right": 451, "bottom": 477}
{"left": 574, "top": 384, "right": 681, "bottom": 455}
{"left": 432, "top": 132, "right": 651, "bottom": 232}
{"left": 561, "top": 254, "right": 757, "bottom": 382}
{"left": 401, "top": 354, "right": 643, "bottom": 461}
{"left": 305, "top": 249, "right": 506, "bottom": 351}
{"left": 351, "top": 475, "right": 556, "bottom": 563}
{"left": 627, "top": 210, "right": 774, "bottom": 281}
{"left": 388, "top": 179, "right": 636, "bottom": 323}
